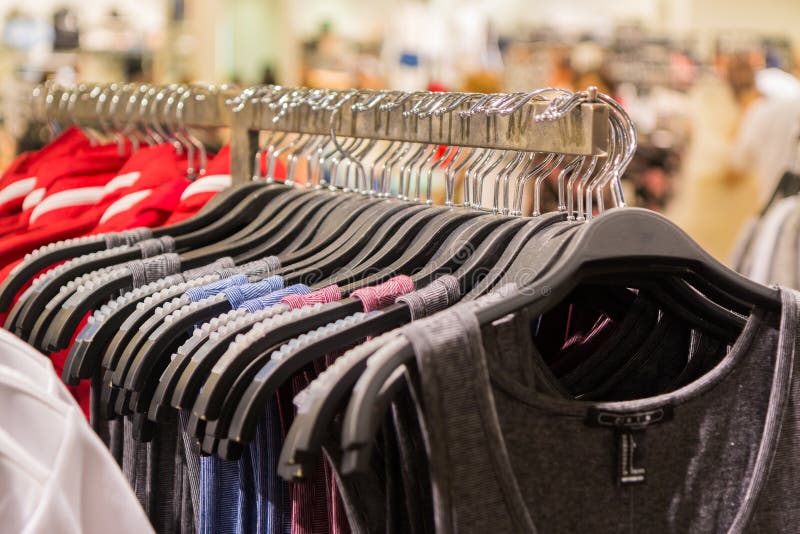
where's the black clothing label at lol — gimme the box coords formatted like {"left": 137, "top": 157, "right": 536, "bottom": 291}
{"left": 584, "top": 406, "right": 674, "bottom": 485}
{"left": 584, "top": 406, "right": 674, "bottom": 430}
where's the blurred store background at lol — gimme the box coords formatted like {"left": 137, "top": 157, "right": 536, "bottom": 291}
{"left": 1, "top": 0, "right": 800, "bottom": 261}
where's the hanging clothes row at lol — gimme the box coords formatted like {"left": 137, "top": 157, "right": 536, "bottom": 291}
{"left": 731, "top": 133, "right": 800, "bottom": 289}
{"left": 0, "top": 81, "right": 796, "bottom": 534}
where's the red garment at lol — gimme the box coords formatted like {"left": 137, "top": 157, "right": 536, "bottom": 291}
{"left": 162, "top": 146, "right": 232, "bottom": 224}
{"left": 0, "top": 144, "right": 185, "bottom": 312}
{"left": 43, "top": 142, "right": 189, "bottom": 234}
{"left": 0, "top": 127, "right": 90, "bottom": 216}
{"left": 0, "top": 142, "right": 131, "bottom": 268}
{"left": 0, "top": 212, "right": 26, "bottom": 238}
{"left": 91, "top": 177, "right": 190, "bottom": 233}
{"left": 162, "top": 145, "right": 287, "bottom": 225}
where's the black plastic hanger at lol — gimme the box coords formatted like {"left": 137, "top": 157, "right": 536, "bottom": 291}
{"left": 153, "top": 181, "right": 268, "bottom": 237}
{"left": 91, "top": 273, "right": 224, "bottom": 385}
{"left": 447, "top": 217, "right": 530, "bottom": 292}
{"left": 462, "top": 212, "right": 566, "bottom": 299}
{"left": 201, "top": 214, "right": 509, "bottom": 448}
{"left": 8, "top": 245, "right": 166, "bottom": 339}
{"left": 233, "top": 193, "right": 379, "bottom": 264}
{"left": 202, "top": 287, "right": 424, "bottom": 452}
{"left": 407, "top": 215, "right": 509, "bottom": 287}
{"left": 333, "top": 208, "right": 485, "bottom": 293}
{"left": 328, "top": 223, "right": 582, "bottom": 468}
{"left": 338, "top": 341, "right": 416, "bottom": 475}
{"left": 150, "top": 203, "right": 427, "bottom": 420}
{"left": 219, "top": 219, "right": 522, "bottom": 443}
{"left": 61, "top": 270, "right": 202, "bottom": 384}
{"left": 222, "top": 306, "right": 411, "bottom": 451}
{"left": 114, "top": 199, "right": 398, "bottom": 408}
{"left": 40, "top": 189, "right": 325, "bottom": 351}
{"left": 86, "top": 191, "right": 321, "bottom": 365}
{"left": 317, "top": 207, "right": 448, "bottom": 287}
{"left": 170, "top": 206, "right": 451, "bottom": 414}
{"left": 490, "top": 218, "right": 583, "bottom": 291}
{"left": 146, "top": 305, "right": 286, "bottom": 422}
{"left": 167, "top": 183, "right": 290, "bottom": 250}
{"left": 277, "top": 336, "right": 405, "bottom": 478}
{"left": 185, "top": 302, "right": 356, "bottom": 428}
{"left": 91, "top": 187, "right": 340, "bottom": 378}
{"left": 185, "top": 206, "right": 485, "bottom": 428}
{"left": 147, "top": 203, "right": 423, "bottom": 417}
{"left": 0, "top": 182, "right": 263, "bottom": 312}
{"left": 97, "top": 285, "right": 204, "bottom": 417}
{"left": 177, "top": 188, "right": 318, "bottom": 265}
{"left": 178, "top": 192, "right": 370, "bottom": 269}
{"left": 105, "top": 195, "right": 379, "bottom": 402}
{"left": 9, "top": 187, "right": 301, "bottom": 341}
{"left": 277, "top": 202, "right": 423, "bottom": 284}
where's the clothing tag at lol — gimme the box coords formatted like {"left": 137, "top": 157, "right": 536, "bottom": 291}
{"left": 617, "top": 429, "right": 646, "bottom": 485}
{"left": 584, "top": 406, "right": 674, "bottom": 486}
{"left": 584, "top": 406, "right": 674, "bottom": 430}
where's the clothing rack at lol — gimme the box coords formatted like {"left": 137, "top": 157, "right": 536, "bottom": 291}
{"left": 8, "top": 80, "right": 794, "bottom": 534}
{"left": 30, "top": 83, "right": 236, "bottom": 132}
{"left": 229, "top": 86, "right": 611, "bottom": 185}
{"left": 28, "top": 83, "right": 613, "bottom": 192}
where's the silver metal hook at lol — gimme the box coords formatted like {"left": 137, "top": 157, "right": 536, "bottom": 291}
{"left": 464, "top": 148, "right": 493, "bottom": 208}
{"left": 459, "top": 94, "right": 497, "bottom": 118}
{"left": 383, "top": 142, "right": 411, "bottom": 198}
{"left": 556, "top": 156, "right": 584, "bottom": 213}
{"left": 365, "top": 141, "right": 398, "bottom": 196}
{"left": 448, "top": 148, "right": 483, "bottom": 207}
{"left": 43, "top": 81, "right": 62, "bottom": 137}
{"left": 495, "top": 151, "right": 527, "bottom": 214}
{"left": 474, "top": 150, "right": 506, "bottom": 211}
{"left": 408, "top": 144, "right": 435, "bottom": 202}
{"left": 135, "top": 85, "right": 161, "bottom": 145}
{"left": 568, "top": 155, "right": 598, "bottom": 220}
{"left": 443, "top": 146, "right": 466, "bottom": 206}
{"left": 585, "top": 115, "right": 618, "bottom": 219}
{"left": 171, "top": 87, "right": 199, "bottom": 177}
{"left": 421, "top": 145, "right": 454, "bottom": 205}
{"left": 532, "top": 154, "right": 565, "bottom": 217}
{"left": 93, "top": 84, "right": 116, "bottom": 144}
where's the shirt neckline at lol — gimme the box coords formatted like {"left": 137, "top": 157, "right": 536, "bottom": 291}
{"left": 475, "top": 289, "right": 794, "bottom": 534}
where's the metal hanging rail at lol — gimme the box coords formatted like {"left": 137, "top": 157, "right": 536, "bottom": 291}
{"left": 28, "top": 83, "right": 612, "bottom": 189}
{"left": 229, "top": 86, "right": 610, "bottom": 184}
{"left": 30, "top": 83, "right": 237, "bottom": 132}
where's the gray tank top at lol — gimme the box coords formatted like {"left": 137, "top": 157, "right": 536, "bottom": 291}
{"left": 401, "top": 286, "right": 800, "bottom": 533}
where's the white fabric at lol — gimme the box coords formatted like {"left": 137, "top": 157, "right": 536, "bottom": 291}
{"left": 756, "top": 68, "right": 800, "bottom": 100}
{"left": 0, "top": 338, "right": 153, "bottom": 534}
{"left": 0, "top": 177, "right": 36, "bottom": 207}
{"left": 747, "top": 196, "right": 797, "bottom": 284}
{"left": 29, "top": 187, "right": 105, "bottom": 224}
{"left": 102, "top": 172, "right": 141, "bottom": 196}
{"left": 99, "top": 189, "right": 152, "bottom": 224}
{"left": 0, "top": 425, "right": 49, "bottom": 533}
{"left": 0, "top": 329, "right": 76, "bottom": 407}
{"left": 179, "top": 173, "right": 230, "bottom": 200}
{"left": 732, "top": 96, "right": 800, "bottom": 204}
{"left": 22, "top": 188, "right": 45, "bottom": 210}
{"left": 23, "top": 405, "right": 153, "bottom": 534}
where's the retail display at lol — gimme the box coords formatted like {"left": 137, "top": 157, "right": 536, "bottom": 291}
{"left": 0, "top": 82, "right": 796, "bottom": 534}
